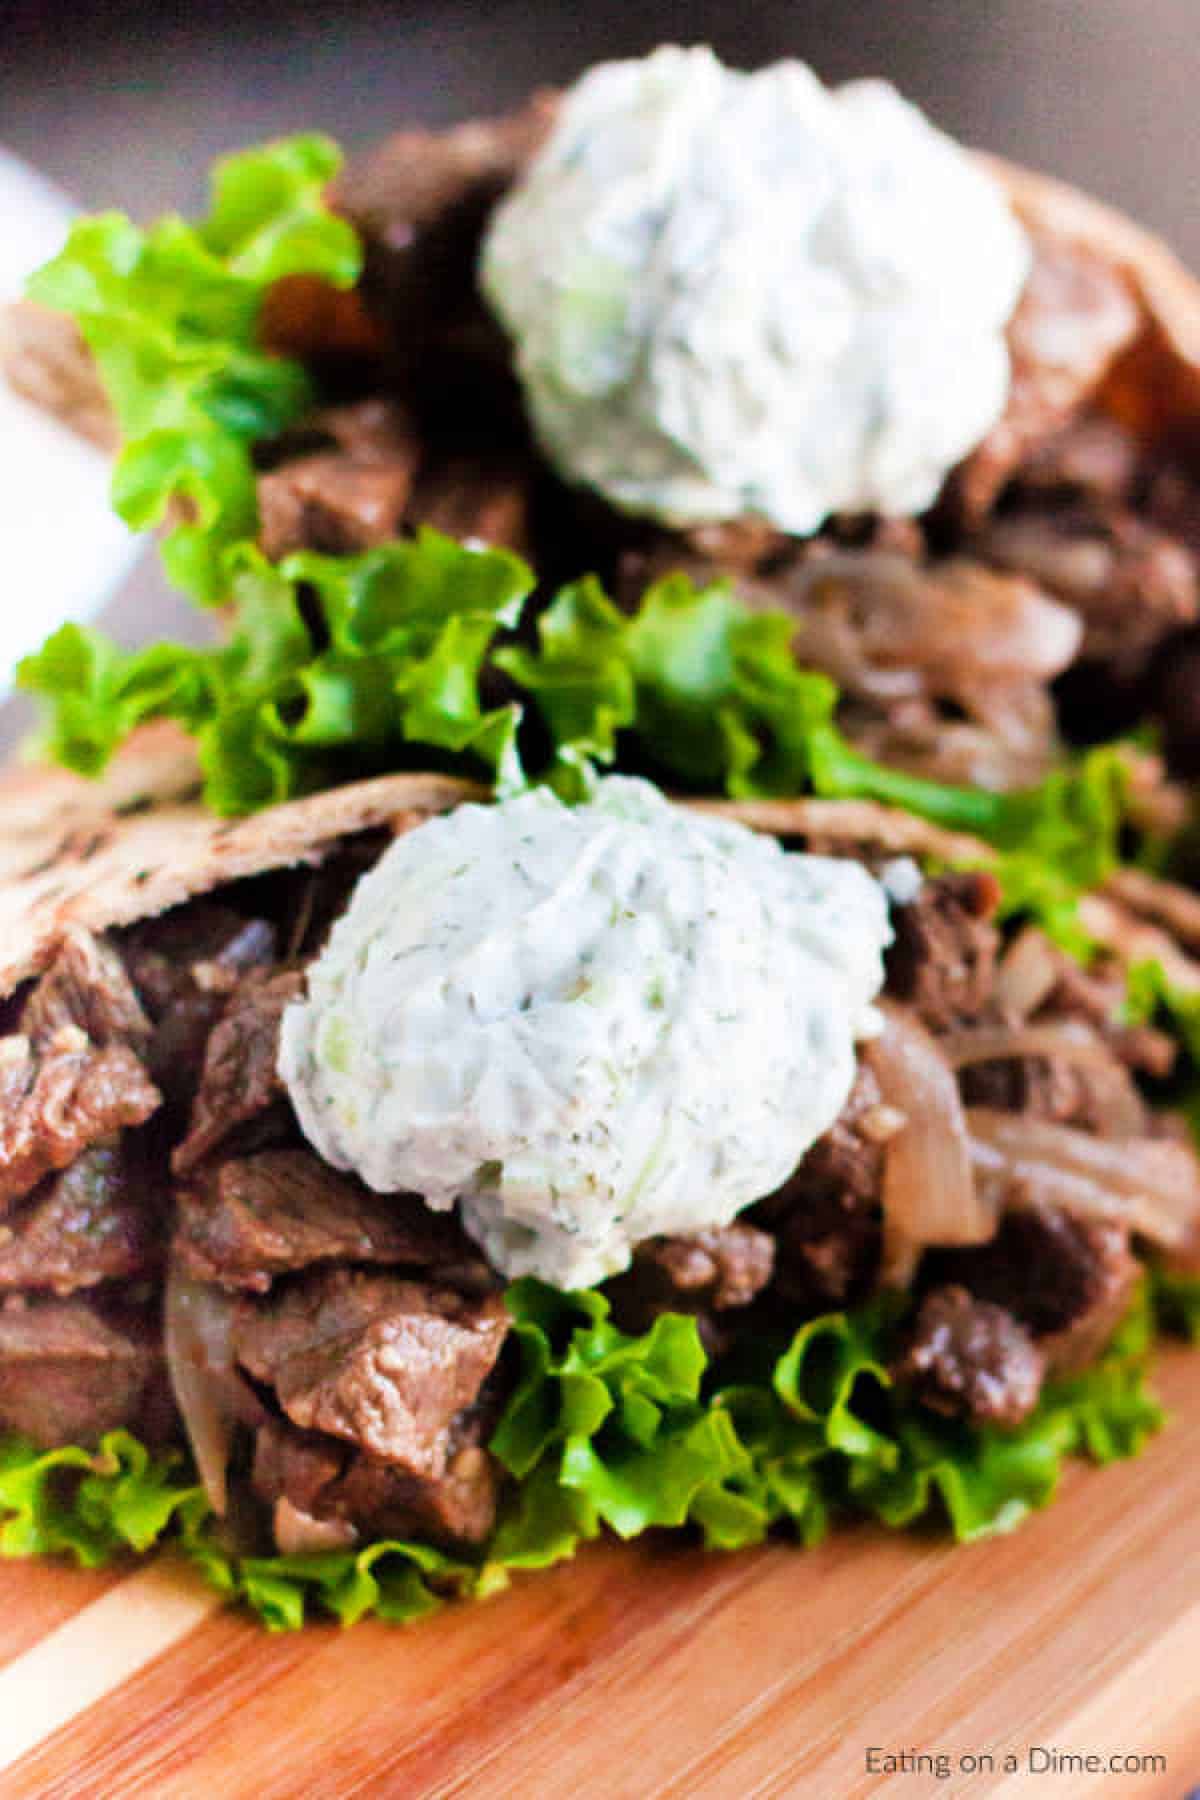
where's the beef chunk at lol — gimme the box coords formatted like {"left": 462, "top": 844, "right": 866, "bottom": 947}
{"left": 0, "top": 1143, "right": 160, "bottom": 1294}
{"left": 233, "top": 1268, "right": 509, "bottom": 1477}
{"left": 1152, "top": 626, "right": 1200, "bottom": 777}
{"left": 974, "top": 499, "right": 1198, "bottom": 671}
{"left": 332, "top": 93, "right": 556, "bottom": 341}
{"left": 884, "top": 872, "right": 1002, "bottom": 1032}
{"left": 174, "top": 1148, "right": 487, "bottom": 1293}
{"left": 895, "top": 1285, "right": 1045, "bottom": 1427}
{"left": 257, "top": 449, "right": 416, "bottom": 559}
{"left": 408, "top": 453, "right": 531, "bottom": 552}
{"left": 606, "top": 1223, "right": 775, "bottom": 1338}
{"left": 1013, "top": 414, "right": 1142, "bottom": 504}
{"left": 0, "top": 1295, "right": 169, "bottom": 1448}
{"left": 251, "top": 1409, "right": 501, "bottom": 1550}
{"left": 952, "top": 234, "right": 1140, "bottom": 520}
{"left": 0, "top": 1029, "right": 160, "bottom": 1209}
{"left": 927, "top": 1204, "right": 1138, "bottom": 1375}
{"left": 121, "top": 902, "right": 277, "bottom": 1113}
{"left": 21, "top": 929, "right": 151, "bottom": 1050}
{"left": 173, "top": 968, "right": 305, "bottom": 1174}
{"left": 757, "top": 1063, "right": 893, "bottom": 1312}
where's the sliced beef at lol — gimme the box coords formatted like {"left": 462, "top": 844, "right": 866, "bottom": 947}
{"left": 21, "top": 929, "right": 151, "bottom": 1051}
{"left": 234, "top": 1268, "right": 509, "bottom": 1545}
{"left": 121, "top": 902, "right": 277, "bottom": 1114}
{"left": 974, "top": 499, "right": 1198, "bottom": 672}
{"left": 172, "top": 968, "right": 305, "bottom": 1174}
{"left": 951, "top": 234, "right": 1141, "bottom": 520}
{"left": 606, "top": 1223, "right": 775, "bottom": 1340}
{"left": 757, "top": 1063, "right": 893, "bottom": 1312}
{"left": 173, "top": 1148, "right": 488, "bottom": 1293}
{"left": 884, "top": 872, "right": 1002, "bottom": 1032}
{"left": 895, "top": 1285, "right": 1045, "bottom": 1427}
{"left": 0, "top": 1143, "right": 160, "bottom": 1295}
{"left": 926, "top": 1203, "right": 1138, "bottom": 1375}
{"left": 0, "top": 1029, "right": 160, "bottom": 1209}
{"left": 0, "top": 1295, "right": 169, "bottom": 1448}
{"left": 959, "top": 1050, "right": 1149, "bottom": 1138}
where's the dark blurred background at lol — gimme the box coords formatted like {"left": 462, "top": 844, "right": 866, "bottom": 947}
{"left": 5, "top": 0, "right": 1200, "bottom": 263}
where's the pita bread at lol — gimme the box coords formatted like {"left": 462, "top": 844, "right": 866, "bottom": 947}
{"left": 987, "top": 155, "right": 1200, "bottom": 434}
{"left": 0, "top": 718, "right": 1007, "bottom": 1000}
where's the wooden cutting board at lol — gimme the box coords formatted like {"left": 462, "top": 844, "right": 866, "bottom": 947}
{"left": 1, "top": 1346, "right": 1198, "bottom": 1800}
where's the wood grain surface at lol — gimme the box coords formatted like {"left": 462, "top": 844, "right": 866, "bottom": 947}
{"left": 1, "top": 1348, "right": 1198, "bottom": 1798}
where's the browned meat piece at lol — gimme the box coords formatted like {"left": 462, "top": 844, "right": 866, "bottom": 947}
{"left": 408, "top": 454, "right": 531, "bottom": 553}
{"left": 605, "top": 1223, "right": 775, "bottom": 1339}
{"left": 952, "top": 234, "right": 1141, "bottom": 519}
{"left": 926, "top": 1204, "right": 1138, "bottom": 1376}
{"left": 121, "top": 902, "right": 278, "bottom": 1113}
{"left": 756, "top": 1063, "right": 894, "bottom": 1313}
{"left": 21, "top": 929, "right": 151, "bottom": 1050}
{"left": 172, "top": 968, "right": 305, "bottom": 1174}
{"left": 258, "top": 451, "right": 417, "bottom": 559}
{"left": 0, "top": 1295, "right": 170, "bottom": 1448}
{"left": 0, "top": 1029, "right": 160, "bottom": 1209}
{"left": 252, "top": 1408, "right": 501, "bottom": 1550}
{"left": 233, "top": 1268, "right": 508, "bottom": 1462}
{"left": 974, "top": 499, "right": 1198, "bottom": 669}
{"left": 173, "top": 1148, "right": 488, "bottom": 1293}
{"left": 1013, "top": 414, "right": 1142, "bottom": 503}
{"left": 1, "top": 299, "right": 115, "bottom": 449}
{"left": 0, "top": 1143, "right": 160, "bottom": 1294}
{"left": 234, "top": 1269, "right": 509, "bottom": 1544}
{"left": 885, "top": 872, "right": 1002, "bottom": 1032}
{"left": 895, "top": 1285, "right": 1045, "bottom": 1427}
{"left": 331, "top": 93, "right": 557, "bottom": 340}
{"left": 1152, "top": 627, "right": 1200, "bottom": 777}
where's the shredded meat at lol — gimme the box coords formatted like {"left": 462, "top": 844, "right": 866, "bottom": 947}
{"left": 21, "top": 929, "right": 152, "bottom": 1050}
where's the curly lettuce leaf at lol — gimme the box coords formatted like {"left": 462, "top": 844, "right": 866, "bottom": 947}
{"left": 18, "top": 530, "right": 535, "bottom": 813}
{"left": 0, "top": 1286, "right": 1167, "bottom": 1626}
{"left": 27, "top": 136, "right": 360, "bottom": 602}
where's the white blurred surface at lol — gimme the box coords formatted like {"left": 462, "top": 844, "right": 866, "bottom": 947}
{"left": 0, "top": 148, "right": 142, "bottom": 691}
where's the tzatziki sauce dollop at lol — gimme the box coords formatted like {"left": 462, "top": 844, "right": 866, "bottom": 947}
{"left": 480, "top": 45, "right": 1031, "bottom": 534}
{"left": 279, "top": 777, "right": 892, "bottom": 1289}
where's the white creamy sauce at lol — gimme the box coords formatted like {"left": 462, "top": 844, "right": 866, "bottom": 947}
{"left": 280, "top": 778, "right": 893, "bottom": 1289}
{"left": 480, "top": 45, "right": 1031, "bottom": 534}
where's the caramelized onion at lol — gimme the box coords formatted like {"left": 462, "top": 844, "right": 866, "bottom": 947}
{"left": 865, "top": 1003, "right": 995, "bottom": 1264}
{"left": 967, "top": 1108, "right": 1200, "bottom": 1249}
{"left": 940, "top": 1018, "right": 1114, "bottom": 1070}
{"left": 164, "top": 1270, "right": 242, "bottom": 1516}
{"left": 991, "top": 927, "right": 1061, "bottom": 1022}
